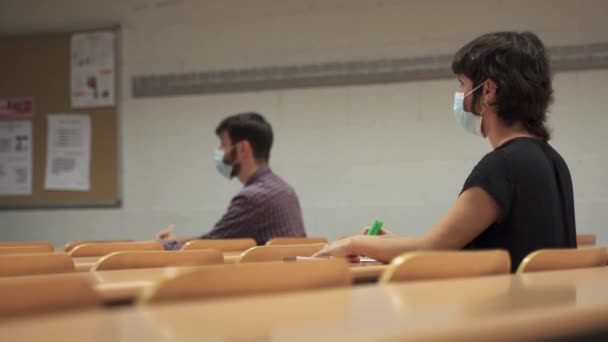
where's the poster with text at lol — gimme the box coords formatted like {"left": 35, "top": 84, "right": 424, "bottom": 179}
{"left": 70, "top": 31, "right": 116, "bottom": 108}
{"left": 0, "top": 97, "right": 34, "bottom": 118}
{"left": 45, "top": 114, "right": 91, "bottom": 191}
{"left": 0, "top": 120, "right": 32, "bottom": 195}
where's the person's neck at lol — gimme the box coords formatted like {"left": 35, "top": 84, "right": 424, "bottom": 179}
{"left": 486, "top": 118, "right": 535, "bottom": 149}
{"left": 237, "top": 162, "right": 267, "bottom": 185}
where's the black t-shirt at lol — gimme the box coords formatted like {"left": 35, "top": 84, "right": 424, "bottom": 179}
{"left": 462, "top": 137, "right": 577, "bottom": 272}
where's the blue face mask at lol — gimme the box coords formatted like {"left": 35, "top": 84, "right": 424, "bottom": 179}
{"left": 453, "top": 82, "right": 486, "bottom": 137}
{"left": 213, "top": 149, "right": 233, "bottom": 179}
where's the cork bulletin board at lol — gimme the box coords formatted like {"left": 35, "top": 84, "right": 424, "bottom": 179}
{"left": 0, "top": 30, "right": 120, "bottom": 209}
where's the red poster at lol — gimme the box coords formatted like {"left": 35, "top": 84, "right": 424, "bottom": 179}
{"left": 0, "top": 97, "right": 34, "bottom": 118}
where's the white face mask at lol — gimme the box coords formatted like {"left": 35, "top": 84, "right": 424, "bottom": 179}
{"left": 213, "top": 149, "right": 233, "bottom": 179}
{"left": 453, "top": 82, "right": 485, "bottom": 137}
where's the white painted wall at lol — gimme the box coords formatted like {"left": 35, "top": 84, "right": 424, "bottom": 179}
{"left": 1, "top": 0, "right": 607, "bottom": 247}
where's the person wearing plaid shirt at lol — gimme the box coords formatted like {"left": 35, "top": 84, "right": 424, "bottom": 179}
{"left": 156, "top": 112, "right": 306, "bottom": 249}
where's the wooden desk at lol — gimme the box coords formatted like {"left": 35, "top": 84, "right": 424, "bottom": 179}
{"left": 91, "top": 263, "right": 388, "bottom": 302}
{"left": 73, "top": 257, "right": 102, "bottom": 272}
{"left": 3, "top": 267, "right": 608, "bottom": 341}
{"left": 73, "top": 251, "right": 246, "bottom": 272}
{"left": 90, "top": 267, "right": 193, "bottom": 302}
{"left": 223, "top": 251, "right": 241, "bottom": 263}
{"left": 349, "top": 263, "right": 388, "bottom": 282}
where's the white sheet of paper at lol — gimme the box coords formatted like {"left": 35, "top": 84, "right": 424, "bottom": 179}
{"left": 44, "top": 114, "right": 91, "bottom": 191}
{"left": 358, "top": 257, "right": 378, "bottom": 263}
{"left": 284, "top": 256, "right": 379, "bottom": 263}
{"left": 70, "top": 31, "right": 115, "bottom": 108}
{"left": 0, "top": 120, "right": 32, "bottom": 195}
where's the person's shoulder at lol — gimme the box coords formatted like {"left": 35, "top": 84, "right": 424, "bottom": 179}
{"left": 475, "top": 148, "right": 508, "bottom": 171}
{"left": 258, "top": 168, "right": 290, "bottom": 187}
{"left": 261, "top": 170, "right": 300, "bottom": 198}
{"left": 498, "top": 137, "right": 544, "bottom": 157}
{"left": 479, "top": 137, "right": 544, "bottom": 167}
{"left": 544, "top": 142, "right": 569, "bottom": 166}
{"left": 238, "top": 171, "right": 288, "bottom": 199}
{"left": 237, "top": 184, "right": 260, "bottom": 199}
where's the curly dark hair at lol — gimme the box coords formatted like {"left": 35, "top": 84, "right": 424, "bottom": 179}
{"left": 452, "top": 31, "right": 554, "bottom": 140}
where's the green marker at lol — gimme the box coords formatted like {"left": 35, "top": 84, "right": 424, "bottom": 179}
{"left": 367, "top": 219, "right": 384, "bottom": 235}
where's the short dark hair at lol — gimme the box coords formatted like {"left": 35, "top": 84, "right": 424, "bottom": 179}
{"left": 215, "top": 112, "right": 273, "bottom": 161}
{"left": 452, "top": 31, "right": 553, "bottom": 140}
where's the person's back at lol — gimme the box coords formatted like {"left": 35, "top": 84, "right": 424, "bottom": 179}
{"left": 231, "top": 167, "right": 305, "bottom": 245}
{"left": 463, "top": 137, "right": 576, "bottom": 270}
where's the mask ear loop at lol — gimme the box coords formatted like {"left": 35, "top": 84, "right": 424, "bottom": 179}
{"left": 465, "top": 82, "right": 485, "bottom": 97}
{"left": 474, "top": 82, "right": 488, "bottom": 137}
{"left": 478, "top": 82, "right": 498, "bottom": 137}
{"left": 465, "top": 81, "right": 486, "bottom": 117}
{"left": 479, "top": 82, "right": 499, "bottom": 116}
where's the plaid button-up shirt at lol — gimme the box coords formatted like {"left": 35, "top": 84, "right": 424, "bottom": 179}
{"left": 163, "top": 166, "right": 306, "bottom": 249}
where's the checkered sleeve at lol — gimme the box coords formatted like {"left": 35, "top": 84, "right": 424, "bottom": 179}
{"left": 200, "top": 192, "right": 258, "bottom": 239}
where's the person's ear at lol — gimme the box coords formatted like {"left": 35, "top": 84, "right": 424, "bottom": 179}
{"left": 239, "top": 140, "right": 253, "bottom": 160}
{"left": 484, "top": 79, "right": 498, "bottom": 105}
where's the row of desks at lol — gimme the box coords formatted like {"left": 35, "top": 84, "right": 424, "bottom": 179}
{"left": 69, "top": 252, "right": 389, "bottom": 302}
{"left": 91, "top": 263, "right": 388, "bottom": 302}
{"left": 72, "top": 251, "right": 244, "bottom": 272}
{"left": 3, "top": 267, "right": 608, "bottom": 340}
